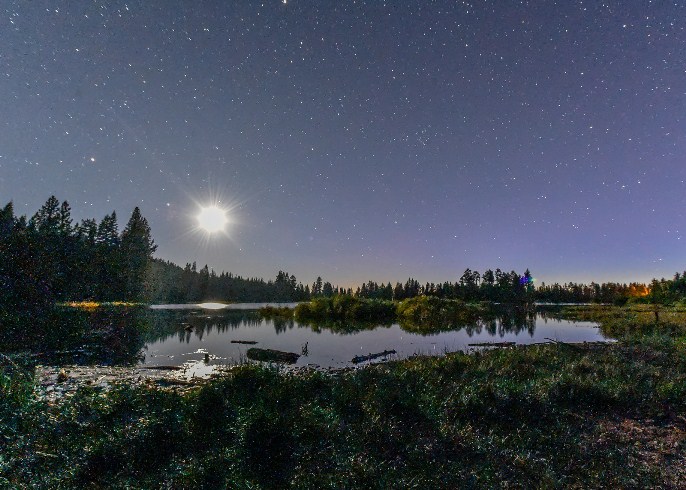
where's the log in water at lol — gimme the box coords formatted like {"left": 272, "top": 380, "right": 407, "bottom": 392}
{"left": 247, "top": 348, "right": 300, "bottom": 364}
{"left": 351, "top": 349, "right": 397, "bottom": 364}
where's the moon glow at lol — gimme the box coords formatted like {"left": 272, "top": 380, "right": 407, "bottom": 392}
{"left": 197, "top": 206, "right": 228, "bottom": 233}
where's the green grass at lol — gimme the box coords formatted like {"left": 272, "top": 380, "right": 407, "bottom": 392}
{"left": 2, "top": 333, "right": 686, "bottom": 488}
{"left": 275, "top": 296, "right": 537, "bottom": 335}
{"left": 294, "top": 296, "right": 396, "bottom": 324}
{"left": 258, "top": 305, "right": 295, "bottom": 319}
{"left": 547, "top": 303, "right": 686, "bottom": 340}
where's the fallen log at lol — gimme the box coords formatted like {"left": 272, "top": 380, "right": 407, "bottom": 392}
{"left": 467, "top": 341, "right": 516, "bottom": 347}
{"left": 230, "top": 340, "right": 258, "bottom": 345}
{"left": 351, "top": 349, "right": 396, "bottom": 364}
{"left": 247, "top": 348, "right": 300, "bottom": 364}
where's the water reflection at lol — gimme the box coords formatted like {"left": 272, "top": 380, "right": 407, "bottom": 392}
{"left": 0, "top": 305, "right": 610, "bottom": 370}
{"left": 398, "top": 306, "right": 537, "bottom": 337}
{"left": 0, "top": 306, "right": 149, "bottom": 366}
{"left": 141, "top": 305, "right": 609, "bottom": 369}
{"left": 145, "top": 309, "right": 265, "bottom": 341}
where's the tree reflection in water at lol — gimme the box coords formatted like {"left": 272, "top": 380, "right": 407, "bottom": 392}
{"left": 145, "top": 305, "right": 541, "bottom": 340}
{"left": 0, "top": 305, "right": 149, "bottom": 366}
{"left": 0, "top": 305, "right": 596, "bottom": 369}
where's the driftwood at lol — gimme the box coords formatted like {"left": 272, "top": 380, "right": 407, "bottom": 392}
{"left": 351, "top": 350, "right": 396, "bottom": 364}
{"left": 544, "top": 337, "right": 568, "bottom": 344}
{"left": 544, "top": 339, "right": 610, "bottom": 350}
{"left": 544, "top": 338, "right": 581, "bottom": 349}
{"left": 247, "top": 348, "right": 300, "bottom": 364}
{"left": 145, "top": 365, "right": 182, "bottom": 371}
{"left": 468, "top": 341, "right": 516, "bottom": 347}
{"left": 231, "top": 340, "right": 258, "bottom": 345}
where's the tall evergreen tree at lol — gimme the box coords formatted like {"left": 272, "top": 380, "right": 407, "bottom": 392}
{"left": 57, "top": 201, "right": 73, "bottom": 236}
{"left": 77, "top": 218, "right": 98, "bottom": 245}
{"left": 312, "top": 276, "right": 323, "bottom": 297}
{"left": 120, "top": 207, "right": 157, "bottom": 301}
{"left": 26, "top": 197, "right": 63, "bottom": 299}
{"left": 0, "top": 202, "right": 15, "bottom": 309}
{"left": 198, "top": 264, "right": 210, "bottom": 299}
{"left": 97, "top": 212, "right": 120, "bottom": 246}
{"left": 0, "top": 202, "right": 14, "bottom": 238}
{"left": 53, "top": 200, "right": 77, "bottom": 300}
{"left": 29, "top": 195, "right": 60, "bottom": 233}
{"left": 95, "top": 212, "right": 121, "bottom": 300}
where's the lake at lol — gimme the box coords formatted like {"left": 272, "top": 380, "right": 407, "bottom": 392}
{"left": 140, "top": 303, "right": 610, "bottom": 376}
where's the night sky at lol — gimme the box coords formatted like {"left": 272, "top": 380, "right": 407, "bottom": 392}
{"left": 2, "top": 1, "right": 684, "bottom": 287}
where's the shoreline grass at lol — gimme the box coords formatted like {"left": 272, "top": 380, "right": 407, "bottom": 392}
{"left": 2, "top": 332, "right": 686, "bottom": 488}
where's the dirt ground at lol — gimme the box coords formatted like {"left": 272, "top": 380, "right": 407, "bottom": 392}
{"left": 587, "top": 414, "right": 686, "bottom": 489}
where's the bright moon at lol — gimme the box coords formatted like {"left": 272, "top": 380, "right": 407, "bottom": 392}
{"left": 197, "top": 206, "right": 228, "bottom": 233}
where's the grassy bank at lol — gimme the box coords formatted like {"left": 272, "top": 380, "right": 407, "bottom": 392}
{"left": 2, "top": 333, "right": 686, "bottom": 488}
{"left": 262, "top": 296, "right": 536, "bottom": 335}
{"left": 546, "top": 303, "right": 686, "bottom": 340}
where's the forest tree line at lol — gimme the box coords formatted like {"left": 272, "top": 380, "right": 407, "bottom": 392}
{"left": 148, "top": 261, "right": 686, "bottom": 306}
{"left": 3, "top": 197, "right": 686, "bottom": 307}
{"left": 0, "top": 197, "right": 156, "bottom": 310}
{"left": 147, "top": 264, "right": 536, "bottom": 304}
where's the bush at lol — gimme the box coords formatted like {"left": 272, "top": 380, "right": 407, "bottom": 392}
{"left": 295, "top": 296, "right": 394, "bottom": 323}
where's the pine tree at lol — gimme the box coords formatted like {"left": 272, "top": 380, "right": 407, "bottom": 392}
{"left": 29, "top": 196, "right": 60, "bottom": 233}
{"left": 120, "top": 207, "right": 157, "bottom": 301}
{"left": 77, "top": 219, "right": 98, "bottom": 245}
{"left": 0, "top": 202, "right": 15, "bottom": 309}
{"left": 312, "top": 276, "right": 323, "bottom": 297}
{"left": 57, "top": 201, "right": 73, "bottom": 236}
{"left": 54, "top": 201, "right": 76, "bottom": 300}
{"left": 0, "top": 202, "right": 14, "bottom": 238}
{"left": 95, "top": 212, "right": 120, "bottom": 300}
{"left": 97, "top": 212, "right": 120, "bottom": 247}
{"left": 26, "top": 197, "right": 63, "bottom": 299}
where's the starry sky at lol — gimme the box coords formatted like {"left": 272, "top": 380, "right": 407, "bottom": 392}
{"left": 1, "top": 1, "right": 685, "bottom": 287}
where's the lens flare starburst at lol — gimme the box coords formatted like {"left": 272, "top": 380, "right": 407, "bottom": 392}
{"left": 197, "top": 205, "right": 228, "bottom": 233}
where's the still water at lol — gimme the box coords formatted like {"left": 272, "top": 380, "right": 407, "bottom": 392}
{"left": 141, "top": 303, "right": 610, "bottom": 373}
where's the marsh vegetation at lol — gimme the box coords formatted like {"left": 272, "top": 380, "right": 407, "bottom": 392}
{"left": 2, "top": 310, "right": 686, "bottom": 487}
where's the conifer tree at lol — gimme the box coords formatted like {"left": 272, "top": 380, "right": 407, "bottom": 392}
{"left": 120, "top": 207, "right": 157, "bottom": 301}
{"left": 77, "top": 219, "right": 98, "bottom": 245}
{"left": 97, "top": 212, "right": 120, "bottom": 246}
{"left": 312, "top": 276, "right": 323, "bottom": 297}
{"left": 29, "top": 195, "right": 60, "bottom": 233}
{"left": 57, "top": 201, "right": 73, "bottom": 236}
{"left": 0, "top": 202, "right": 14, "bottom": 238}
{"left": 95, "top": 212, "right": 120, "bottom": 300}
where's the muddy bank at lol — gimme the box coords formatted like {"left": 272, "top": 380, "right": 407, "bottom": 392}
{"left": 34, "top": 362, "right": 355, "bottom": 401}
{"left": 34, "top": 342, "right": 612, "bottom": 401}
{"left": 34, "top": 365, "right": 215, "bottom": 401}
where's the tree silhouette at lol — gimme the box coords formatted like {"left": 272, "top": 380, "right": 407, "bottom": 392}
{"left": 120, "top": 207, "right": 157, "bottom": 301}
